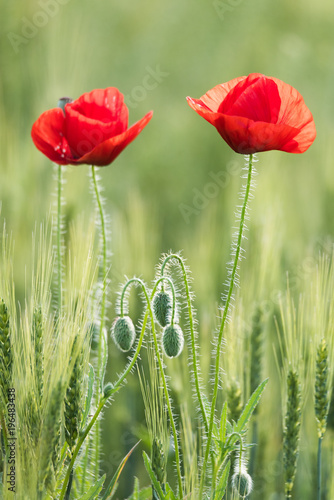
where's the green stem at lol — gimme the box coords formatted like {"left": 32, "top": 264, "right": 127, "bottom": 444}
{"left": 150, "top": 301, "right": 183, "bottom": 499}
{"left": 200, "top": 154, "right": 254, "bottom": 496}
{"left": 59, "top": 398, "right": 105, "bottom": 500}
{"left": 161, "top": 254, "right": 209, "bottom": 433}
{"left": 80, "top": 436, "right": 90, "bottom": 495}
{"left": 57, "top": 164, "right": 62, "bottom": 313}
{"left": 123, "top": 276, "right": 176, "bottom": 323}
{"left": 60, "top": 283, "right": 150, "bottom": 498}
{"left": 91, "top": 165, "right": 108, "bottom": 359}
{"left": 120, "top": 277, "right": 183, "bottom": 497}
{"left": 91, "top": 165, "right": 108, "bottom": 479}
{"left": 317, "top": 436, "right": 322, "bottom": 500}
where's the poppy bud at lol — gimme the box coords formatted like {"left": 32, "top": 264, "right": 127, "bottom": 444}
{"left": 162, "top": 324, "right": 184, "bottom": 358}
{"left": 103, "top": 382, "right": 114, "bottom": 399}
{"left": 111, "top": 316, "right": 136, "bottom": 352}
{"left": 153, "top": 291, "right": 173, "bottom": 327}
{"left": 231, "top": 469, "right": 253, "bottom": 498}
{"left": 57, "top": 96, "right": 73, "bottom": 112}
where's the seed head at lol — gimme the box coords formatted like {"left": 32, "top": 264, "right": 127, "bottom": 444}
{"left": 111, "top": 316, "right": 136, "bottom": 352}
{"left": 314, "top": 338, "right": 330, "bottom": 439}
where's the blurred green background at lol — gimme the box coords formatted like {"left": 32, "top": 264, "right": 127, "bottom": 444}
{"left": 1, "top": 0, "right": 334, "bottom": 497}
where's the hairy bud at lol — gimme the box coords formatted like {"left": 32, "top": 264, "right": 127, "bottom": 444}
{"left": 162, "top": 324, "right": 184, "bottom": 358}
{"left": 153, "top": 291, "right": 173, "bottom": 327}
{"left": 231, "top": 468, "right": 253, "bottom": 498}
{"left": 111, "top": 316, "right": 136, "bottom": 352}
{"left": 103, "top": 382, "right": 114, "bottom": 399}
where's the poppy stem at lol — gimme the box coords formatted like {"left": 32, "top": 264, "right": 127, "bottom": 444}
{"left": 160, "top": 254, "right": 209, "bottom": 433}
{"left": 57, "top": 164, "right": 62, "bottom": 314}
{"left": 91, "top": 165, "right": 108, "bottom": 479}
{"left": 116, "top": 277, "right": 183, "bottom": 496}
{"left": 199, "top": 153, "right": 255, "bottom": 496}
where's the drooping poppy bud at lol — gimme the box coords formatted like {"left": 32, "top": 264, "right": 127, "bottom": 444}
{"left": 111, "top": 316, "right": 136, "bottom": 352}
{"left": 153, "top": 291, "right": 173, "bottom": 327}
{"left": 162, "top": 324, "right": 184, "bottom": 358}
{"left": 231, "top": 468, "right": 253, "bottom": 498}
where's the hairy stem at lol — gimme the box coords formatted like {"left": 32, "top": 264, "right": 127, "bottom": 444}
{"left": 57, "top": 164, "right": 62, "bottom": 313}
{"left": 200, "top": 154, "right": 254, "bottom": 495}
{"left": 150, "top": 298, "right": 184, "bottom": 498}
{"left": 60, "top": 280, "right": 150, "bottom": 498}
{"left": 118, "top": 277, "right": 183, "bottom": 496}
{"left": 161, "top": 254, "right": 209, "bottom": 433}
{"left": 91, "top": 165, "right": 108, "bottom": 479}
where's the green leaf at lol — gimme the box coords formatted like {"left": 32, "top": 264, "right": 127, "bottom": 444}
{"left": 126, "top": 478, "right": 152, "bottom": 500}
{"left": 164, "top": 483, "right": 177, "bottom": 500}
{"left": 132, "top": 477, "right": 140, "bottom": 500}
{"left": 101, "top": 441, "right": 141, "bottom": 500}
{"left": 77, "top": 474, "right": 106, "bottom": 499}
{"left": 213, "top": 461, "right": 231, "bottom": 500}
{"left": 142, "top": 451, "right": 168, "bottom": 500}
{"left": 82, "top": 364, "right": 95, "bottom": 429}
{"left": 235, "top": 379, "right": 268, "bottom": 435}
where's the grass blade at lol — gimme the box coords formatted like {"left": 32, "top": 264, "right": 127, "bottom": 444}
{"left": 101, "top": 441, "right": 141, "bottom": 500}
{"left": 77, "top": 474, "right": 106, "bottom": 500}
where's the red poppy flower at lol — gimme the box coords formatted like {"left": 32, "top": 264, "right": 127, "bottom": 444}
{"left": 31, "top": 88, "right": 153, "bottom": 166}
{"left": 187, "top": 73, "right": 316, "bottom": 154}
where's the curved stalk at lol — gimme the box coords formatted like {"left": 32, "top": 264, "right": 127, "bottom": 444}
{"left": 200, "top": 154, "right": 254, "bottom": 495}
{"left": 161, "top": 254, "right": 209, "bottom": 433}
{"left": 118, "top": 277, "right": 183, "bottom": 497}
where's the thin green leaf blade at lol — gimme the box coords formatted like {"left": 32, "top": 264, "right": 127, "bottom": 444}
{"left": 77, "top": 474, "right": 106, "bottom": 500}
{"left": 142, "top": 451, "right": 167, "bottom": 500}
{"left": 213, "top": 461, "right": 231, "bottom": 500}
{"left": 235, "top": 379, "right": 268, "bottom": 434}
{"left": 101, "top": 441, "right": 141, "bottom": 500}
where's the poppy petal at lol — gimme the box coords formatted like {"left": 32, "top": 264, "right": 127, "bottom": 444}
{"left": 221, "top": 76, "right": 281, "bottom": 124}
{"left": 64, "top": 89, "right": 129, "bottom": 158}
{"left": 68, "top": 87, "right": 128, "bottom": 128}
{"left": 199, "top": 76, "right": 246, "bottom": 112}
{"left": 72, "top": 111, "right": 153, "bottom": 166}
{"left": 31, "top": 108, "right": 73, "bottom": 164}
{"left": 187, "top": 73, "right": 316, "bottom": 154}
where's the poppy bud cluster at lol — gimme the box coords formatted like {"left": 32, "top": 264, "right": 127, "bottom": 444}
{"left": 153, "top": 290, "right": 184, "bottom": 358}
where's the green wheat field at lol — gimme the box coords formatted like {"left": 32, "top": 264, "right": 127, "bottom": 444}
{"left": 1, "top": 0, "right": 334, "bottom": 499}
